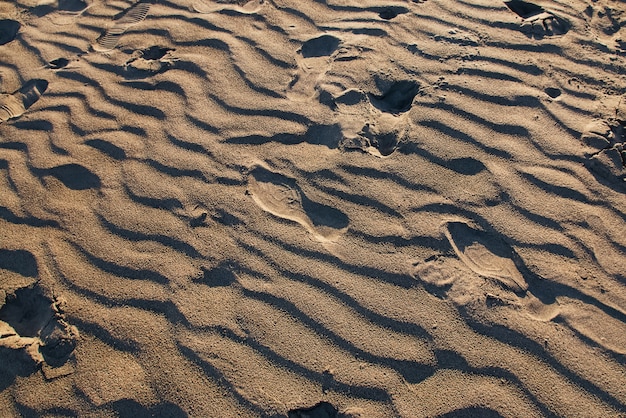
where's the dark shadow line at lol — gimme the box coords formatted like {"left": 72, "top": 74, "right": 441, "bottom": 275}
{"left": 182, "top": 325, "right": 393, "bottom": 403}
{"left": 309, "top": 183, "right": 403, "bottom": 218}
{"left": 266, "top": 234, "right": 415, "bottom": 288}
{"left": 0, "top": 206, "right": 60, "bottom": 228}
{"left": 186, "top": 115, "right": 220, "bottom": 134}
{"left": 123, "top": 184, "right": 183, "bottom": 211}
{"left": 234, "top": 238, "right": 429, "bottom": 339}
{"left": 267, "top": 2, "right": 316, "bottom": 26}
{"left": 166, "top": 133, "right": 209, "bottom": 155}
{"left": 0, "top": 142, "right": 28, "bottom": 151}
{"left": 241, "top": 287, "right": 436, "bottom": 384}
{"left": 541, "top": 104, "right": 584, "bottom": 140}
{"left": 465, "top": 54, "right": 544, "bottom": 76}
{"left": 519, "top": 172, "right": 595, "bottom": 204}
{"left": 234, "top": 35, "right": 295, "bottom": 70}
{"left": 207, "top": 93, "right": 311, "bottom": 126}
{"left": 120, "top": 79, "right": 187, "bottom": 100}
{"left": 455, "top": 67, "right": 522, "bottom": 82}
{"left": 144, "top": 158, "right": 207, "bottom": 181}
{"left": 427, "top": 102, "right": 530, "bottom": 136}
{"left": 46, "top": 91, "right": 118, "bottom": 121}
{"left": 69, "top": 316, "right": 140, "bottom": 353}
{"left": 447, "top": 84, "right": 540, "bottom": 108}
{"left": 510, "top": 201, "right": 569, "bottom": 232}
{"left": 485, "top": 40, "right": 564, "bottom": 54}
{"left": 229, "top": 60, "right": 286, "bottom": 99}
{"left": 53, "top": 249, "right": 190, "bottom": 329}
{"left": 459, "top": 306, "right": 626, "bottom": 412}
{"left": 347, "top": 229, "right": 448, "bottom": 251}
{"left": 555, "top": 317, "right": 626, "bottom": 365}
{"left": 417, "top": 119, "right": 512, "bottom": 159}
{"left": 56, "top": 71, "right": 165, "bottom": 119}
{"left": 35, "top": 38, "right": 86, "bottom": 55}
{"left": 177, "top": 344, "right": 284, "bottom": 417}
{"left": 97, "top": 213, "right": 203, "bottom": 259}
{"left": 69, "top": 241, "right": 170, "bottom": 284}
{"left": 85, "top": 139, "right": 127, "bottom": 160}
{"left": 337, "top": 164, "right": 439, "bottom": 193}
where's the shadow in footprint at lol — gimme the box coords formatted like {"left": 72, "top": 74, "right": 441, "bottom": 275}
{"left": 301, "top": 34, "right": 341, "bottom": 58}
{"left": 581, "top": 119, "right": 626, "bottom": 192}
{"left": 288, "top": 401, "right": 339, "bottom": 418}
{"left": 35, "top": 164, "right": 101, "bottom": 190}
{"left": 196, "top": 263, "right": 238, "bottom": 287}
{"left": 31, "top": 0, "right": 88, "bottom": 16}
{"left": 504, "top": 0, "right": 570, "bottom": 38}
{"left": 58, "top": 0, "right": 89, "bottom": 12}
{"left": 106, "top": 399, "right": 187, "bottom": 418}
{"left": 1, "top": 287, "right": 52, "bottom": 338}
{"left": 544, "top": 87, "right": 561, "bottom": 99}
{"left": 0, "top": 286, "right": 77, "bottom": 367}
{"left": 505, "top": 0, "right": 543, "bottom": 17}
{"left": 446, "top": 157, "right": 487, "bottom": 176}
{"left": 248, "top": 165, "right": 349, "bottom": 242}
{"left": 193, "top": 0, "right": 264, "bottom": 14}
{"left": 377, "top": 6, "right": 408, "bottom": 20}
{"left": 368, "top": 131, "right": 399, "bottom": 156}
{"left": 440, "top": 407, "right": 505, "bottom": 418}
{"left": 0, "top": 249, "right": 38, "bottom": 278}
{"left": 357, "top": 121, "right": 403, "bottom": 157}
{"left": 124, "top": 46, "right": 175, "bottom": 79}
{"left": 0, "top": 79, "right": 48, "bottom": 123}
{"left": 0, "top": 20, "right": 20, "bottom": 45}
{"left": 369, "top": 80, "right": 419, "bottom": 114}
{"left": 48, "top": 58, "right": 70, "bottom": 70}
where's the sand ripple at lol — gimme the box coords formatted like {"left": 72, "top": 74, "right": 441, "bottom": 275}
{"left": 0, "top": 0, "right": 625, "bottom": 416}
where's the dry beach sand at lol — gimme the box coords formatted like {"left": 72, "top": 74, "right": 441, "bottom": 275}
{"left": 1, "top": 0, "right": 626, "bottom": 416}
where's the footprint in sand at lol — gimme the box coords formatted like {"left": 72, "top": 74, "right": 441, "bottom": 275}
{"left": 0, "top": 19, "right": 20, "bottom": 45}
{"left": 0, "top": 285, "right": 78, "bottom": 369}
{"left": 0, "top": 79, "right": 48, "bottom": 124}
{"left": 418, "top": 222, "right": 625, "bottom": 352}
{"left": 124, "top": 46, "right": 176, "bottom": 78}
{"left": 340, "top": 111, "right": 408, "bottom": 157}
{"left": 442, "top": 221, "right": 528, "bottom": 294}
{"left": 247, "top": 164, "right": 349, "bottom": 243}
{"left": 504, "top": 0, "right": 570, "bottom": 38}
{"left": 368, "top": 80, "right": 420, "bottom": 114}
{"left": 378, "top": 6, "right": 409, "bottom": 20}
{"left": 46, "top": 0, "right": 93, "bottom": 26}
{"left": 581, "top": 118, "right": 626, "bottom": 186}
{"left": 287, "top": 34, "right": 342, "bottom": 101}
{"left": 414, "top": 222, "right": 558, "bottom": 322}
{"left": 46, "top": 57, "right": 70, "bottom": 69}
{"left": 586, "top": 0, "right": 626, "bottom": 53}
{"left": 288, "top": 401, "right": 340, "bottom": 418}
{"left": 192, "top": 0, "right": 265, "bottom": 14}
{"left": 93, "top": 0, "right": 151, "bottom": 52}
{"left": 334, "top": 80, "right": 418, "bottom": 157}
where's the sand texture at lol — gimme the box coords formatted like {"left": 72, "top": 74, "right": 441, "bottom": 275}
{"left": 1, "top": 0, "right": 626, "bottom": 416}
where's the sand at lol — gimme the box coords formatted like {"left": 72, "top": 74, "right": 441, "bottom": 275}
{"left": 0, "top": 0, "right": 625, "bottom": 416}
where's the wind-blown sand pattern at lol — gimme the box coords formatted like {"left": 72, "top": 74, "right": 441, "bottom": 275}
{"left": 1, "top": 0, "right": 625, "bottom": 416}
